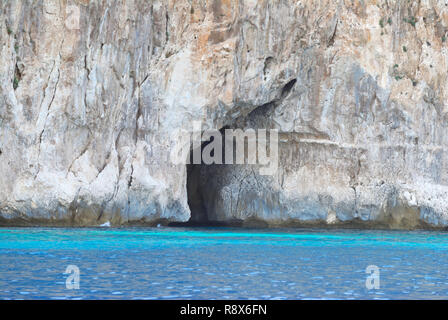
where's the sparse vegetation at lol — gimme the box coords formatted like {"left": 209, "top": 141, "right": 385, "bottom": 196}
{"left": 7, "top": 27, "right": 13, "bottom": 35}
{"left": 13, "top": 77, "right": 19, "bottom": 90}
{"left": 379, "top": 17, "right": 392, "bottom": 31}
{"left": 14, "top": 44, "right": 19, "bottom": 53}
{"left": 404, "top": 16, "right": 417, "bottom": 27}
{"left": 392, "top": 64, "right": 404, "bottom": 81}
{"left": 443, "top": 36, "right": 446, "bottom": 43}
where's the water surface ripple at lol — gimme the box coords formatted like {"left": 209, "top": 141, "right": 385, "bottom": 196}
{"left": 0, "top": 227, "right": 447, "bottom": 299}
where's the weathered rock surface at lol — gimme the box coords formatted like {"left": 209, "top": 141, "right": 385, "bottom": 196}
{"left": 1, "top": 0, "right": 447, "bottom": 228}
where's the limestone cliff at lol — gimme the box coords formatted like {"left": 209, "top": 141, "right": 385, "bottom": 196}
{"left": 1, "top": 0, "right": 447, "bottom": 228}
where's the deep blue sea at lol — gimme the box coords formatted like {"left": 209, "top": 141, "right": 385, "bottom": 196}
{"left": 0, "top": 227, "right": 447, "bottom": 299}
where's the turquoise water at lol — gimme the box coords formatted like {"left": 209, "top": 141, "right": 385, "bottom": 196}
{"left": 0, "top": 227, "right": 447, "bottom": 299}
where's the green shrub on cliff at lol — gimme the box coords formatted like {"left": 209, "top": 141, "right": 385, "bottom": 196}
{"left": 404, "top": 16, "right": 417, "bottom": 27}
{"left": 13, "top": 77, "right": 19, "bottom": 90}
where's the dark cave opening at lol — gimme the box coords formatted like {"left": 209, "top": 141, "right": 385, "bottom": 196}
{"left": 181, "top": 78, "right": 298, "bottom": 227}
{"left": 170, "top": 150, "right": 212, "bottom": 227}
{"left": 186, "top": 161, "right": 209, "bottom": 223}
{"left": 184, "top": 130, "right": 221, "bottom": 225}
{"left": 183, "top": 126, "right": 230, "bottom": 226}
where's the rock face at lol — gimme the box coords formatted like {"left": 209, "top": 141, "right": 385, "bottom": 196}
{"left": 1, "top": 0, "right": 447, "bottom": 228}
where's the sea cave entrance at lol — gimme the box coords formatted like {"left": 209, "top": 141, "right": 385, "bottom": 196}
{"left": 184, "top": 125, "right": 233, "bottom": 226}
{"left": 186, "top": 161, "right": 209, "bottom": 224}
{"left": 180, "top": 78, "right": 296, "bottom": 227}
{"left": 184, "top": 128, "right": 225, "bottom": 225}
